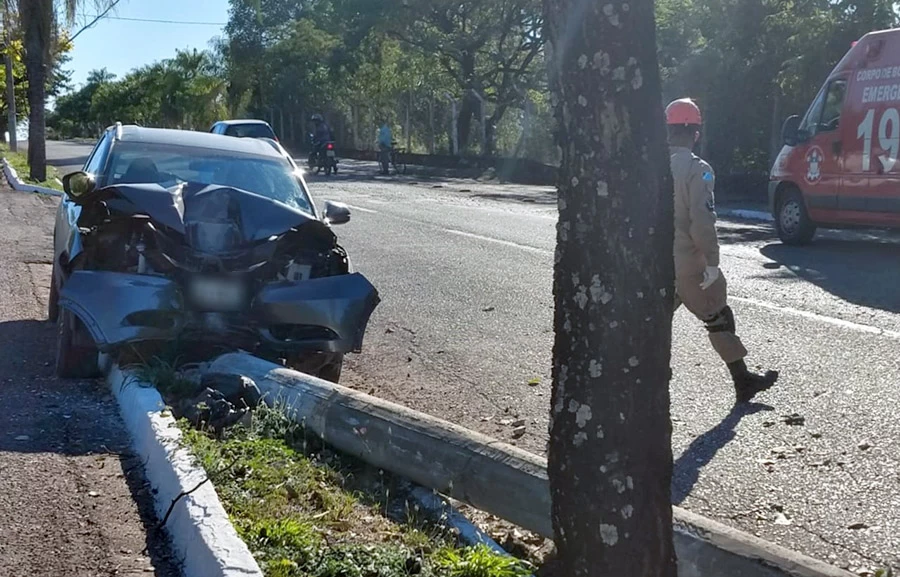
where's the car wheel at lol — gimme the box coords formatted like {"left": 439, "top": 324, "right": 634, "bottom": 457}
{"left": 48, "top": 263, "right": 60, "bottom": 323}
{"left": 285, "top": 352, "right": 343, "bottom": 383}
{"left": 775, "top": 188, "right": 817, "bottom": 245}
{"left": 317, "top": 354, "right": 343, "bottom": 383}
{"left": 56, "top": 309, "right": 101, "bottom": 379}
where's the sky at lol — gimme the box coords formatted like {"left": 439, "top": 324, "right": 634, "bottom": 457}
{"left": 65, "top": 0, "right": 230, "bottom": 89}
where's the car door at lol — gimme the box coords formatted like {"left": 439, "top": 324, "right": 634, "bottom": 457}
{"left": 852, "top": 90, "right": 900, "bottom": 226}
{"left": 797, "top": 76, "right": 849, "bottom": 222}
{"left": 55, "top": 132, "right": 113, "bottom": 269}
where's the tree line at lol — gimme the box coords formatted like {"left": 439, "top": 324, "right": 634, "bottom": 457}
{"left": 46, "top": 0, "right": 898, "bottom": 174}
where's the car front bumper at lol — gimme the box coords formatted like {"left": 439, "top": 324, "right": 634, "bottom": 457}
{"left": 59, "top": 271, "right": 379, "bottom": 354}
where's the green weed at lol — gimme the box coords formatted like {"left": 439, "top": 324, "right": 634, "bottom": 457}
{"left": 134, "top": 356, "right": 199, "bottom": 401}
{"left": 434, "top": 545, "right": 532, "bottom": 577}
{"left": 175, "top": 396, "right": 527, "bottom": 577}
{"left": 0, "top": 145, "right": 62, "bottom": 190}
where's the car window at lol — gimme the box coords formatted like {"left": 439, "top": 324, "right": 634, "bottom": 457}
{"left": 800, "top": 79, "right": 847, "bottom": 136}
{"left": 224, "top": 124, "right": 277, "bottom": 139}
{"left": 84, "top": 132, "right": 112, "bottom": 175}
{"left": 819, "top": 80, "right": 846, "bottom": 132}
{"left": 102, "top": 141, "right": 314, "bottom": 214}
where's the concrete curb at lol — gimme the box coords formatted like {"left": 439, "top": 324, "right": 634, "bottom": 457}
{"left": 208, "top": 352, "right": 856, "bottom": 577}
{"left": 2, "top": 159, "right": 63, "bottom": 197}
{"left": 719, "top": 208, "right": 774, "bottom": 223}
{"left": 106, "top": 365, "right": 263, "bottom": 577}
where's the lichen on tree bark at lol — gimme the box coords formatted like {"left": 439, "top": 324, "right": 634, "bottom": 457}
{"left": 543, "top": 0, "right": 677, "bottom": 575}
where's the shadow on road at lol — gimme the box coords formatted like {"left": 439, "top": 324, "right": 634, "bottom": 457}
{"left": 672, "top": 402, "right": 772, "bottom": 505}
{"left": 473, "top": 191, "right": 557, "bottom": 205}
{"left": 716, "top": 222, "right": 776, "bottom": 244}
{"left": 760, "top": 238, "right": 900, "bottom": 314}
{"left": 0, "top": 319, "right": 116, "bottom": 457}
{"left": 0, "top": 318, "right": 178, "bottom": 573}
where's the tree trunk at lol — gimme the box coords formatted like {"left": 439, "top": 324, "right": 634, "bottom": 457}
{"left": 543, "top": 0, "right": 677, "bottom": 574}
{"left": 22, "top": 4, "right": 47, "bottom": 182}
{"left": 456, "top": 52, "right": 477, "bottom": 151}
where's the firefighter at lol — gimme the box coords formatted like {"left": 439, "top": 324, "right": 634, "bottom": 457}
{"left": 667, "top": 98, "right": 779, "bottom": 403}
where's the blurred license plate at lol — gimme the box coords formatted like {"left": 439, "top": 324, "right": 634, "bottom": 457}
{"left": 189, "top": 277, "right": 246, "bottom": 311}
{"left": 326, "top": 150, "right": 335, "bottom": 157}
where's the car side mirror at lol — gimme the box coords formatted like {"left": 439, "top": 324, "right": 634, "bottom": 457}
{"left": 323, "top": 200, "right": 351, "bottom": 225}
{"left": 62, "top": 171, "right": 96, "bottom": 198}
{"left": 782, "top": 115, "right": 802, "bottom": 147}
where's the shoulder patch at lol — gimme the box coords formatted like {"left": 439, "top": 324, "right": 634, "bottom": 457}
{"left": 702, "top": 171, "right": 714, "bottom": 181}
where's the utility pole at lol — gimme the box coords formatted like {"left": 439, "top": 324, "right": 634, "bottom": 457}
{"left": 2, "top": 0, "right": 16, "bottom": 151}
{"left": 3, "top": 46, "right": 15, "bottom": 151}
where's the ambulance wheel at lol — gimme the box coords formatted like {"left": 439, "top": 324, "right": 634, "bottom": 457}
{"left": 776, "top": 188, "right": 816, "bottom": 245}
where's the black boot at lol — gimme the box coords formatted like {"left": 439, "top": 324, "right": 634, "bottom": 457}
{"left": 728, "top": 359, "right": 778, "bottom": 404}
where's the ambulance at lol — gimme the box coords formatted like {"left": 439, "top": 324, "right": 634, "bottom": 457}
{"left": 770, "top": 28, "right": 900, "bottom": 244}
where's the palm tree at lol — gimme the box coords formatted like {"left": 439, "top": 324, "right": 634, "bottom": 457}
{"left": 18, "top": 0, "right": 111, "bottom": 181}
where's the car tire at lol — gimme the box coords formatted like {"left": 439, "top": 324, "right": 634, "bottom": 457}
{"left": 318, "top": 354, "right": 343, "bottom": 383}
{"left": 48, "top": 263, "right": 60, "bottom": 323}
{"left": 56, "top": 309, "right": 101, "bottom": 379}
{"left": 775, "top": 188, "right": 817, "bottom": 245}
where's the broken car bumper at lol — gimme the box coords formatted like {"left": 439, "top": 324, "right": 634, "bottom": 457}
{"left": 59, "top": 271, "right": 379, "bottom": 354}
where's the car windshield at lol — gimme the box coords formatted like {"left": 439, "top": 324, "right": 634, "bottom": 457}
{"left": 103, "top": 141, "right": 314, "bottom": 214}
{"left": 224, "top": 123, "right": 276, "bottom": 139}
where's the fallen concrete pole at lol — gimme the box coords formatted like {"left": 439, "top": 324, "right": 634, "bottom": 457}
{"left": 207, "top": 352, "right": 854, "bottom": 577}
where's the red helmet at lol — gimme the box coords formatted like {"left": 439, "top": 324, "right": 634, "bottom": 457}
{"left": 665, "top": 98, "right": 702, "bottom": 126}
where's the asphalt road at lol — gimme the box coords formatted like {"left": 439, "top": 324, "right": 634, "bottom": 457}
{"left": 43, "top": 140, "right": 900, "bottom": 573}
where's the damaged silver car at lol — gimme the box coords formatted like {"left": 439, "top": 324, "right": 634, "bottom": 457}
{"left": 50, "top": 124, "right": 379, "bottom": 382}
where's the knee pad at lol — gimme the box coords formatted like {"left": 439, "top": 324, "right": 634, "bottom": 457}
{"left": 704, "top": 306, "right": 736, "bottom": 334}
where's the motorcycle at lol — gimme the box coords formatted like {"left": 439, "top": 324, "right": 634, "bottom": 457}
{"left": 307, "top": 133, "right": 339, "bottom": 176}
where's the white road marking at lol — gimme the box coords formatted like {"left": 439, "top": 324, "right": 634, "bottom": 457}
{"left": 338, "top": 198, "right": 899, "bottom": 339}
{"left": 442, "top": 228, "right": 551, "bottom": 255}
{"left": 445, "top": 229, "right": 900, "bottom": 338}
{"left": 732, "top": 295, "right": 900, "bottom": 340}
{"left": 345, "top": 204, "right": 379, "bottom": 214}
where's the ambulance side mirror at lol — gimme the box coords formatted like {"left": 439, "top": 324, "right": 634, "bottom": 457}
{"left": 782, "top": 115, "right": 803, "bottom": 147}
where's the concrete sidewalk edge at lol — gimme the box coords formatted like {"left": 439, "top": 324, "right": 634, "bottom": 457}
{"left": 673, "top": 508, "right": 855, "bottom": 577}
{"left": 2, "top": 159, "right": 63, "bottom": 197}
{"left": 719, "top": 207, "right": 774, "bottom": 223}
{"left": 107, "top": 365, "right": 263, "bottom": 577}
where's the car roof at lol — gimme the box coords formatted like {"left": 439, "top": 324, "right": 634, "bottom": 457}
{"left": 115, "top": 125, "right": 282, "bottom": 158}
{"left": 213, "top": 119, "right": 273, "bottom": 127}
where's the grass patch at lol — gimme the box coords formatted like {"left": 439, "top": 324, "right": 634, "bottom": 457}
{"left": 133, "top": 356, "right": 200, "bottom": 401}
{"left": 0, "top": 143, "right": 63, "bottom": 191}
{"left": 179, "top": 402, "right": 533, "bottom": 577}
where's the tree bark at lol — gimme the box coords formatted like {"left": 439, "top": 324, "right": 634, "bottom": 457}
{"left": 22, "top": 0, "right": 49, "bottom": 182}
{"left": 543, "top": 0, "right": 677, "bottom": 575}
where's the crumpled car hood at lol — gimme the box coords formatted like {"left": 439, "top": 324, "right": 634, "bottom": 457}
{"left": 78, "top": 182, "right": 332, "bottom": 246}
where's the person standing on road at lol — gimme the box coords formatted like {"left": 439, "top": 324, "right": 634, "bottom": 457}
{"left": 377, "top": 122, "right": 393, "bottom": 175}
{"left": 667, "top": 98, "right": 779, "bottom": 403}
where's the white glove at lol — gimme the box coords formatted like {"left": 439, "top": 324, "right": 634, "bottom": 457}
{"left": 700, "top": 266, "right": 720, "bottom": 290}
